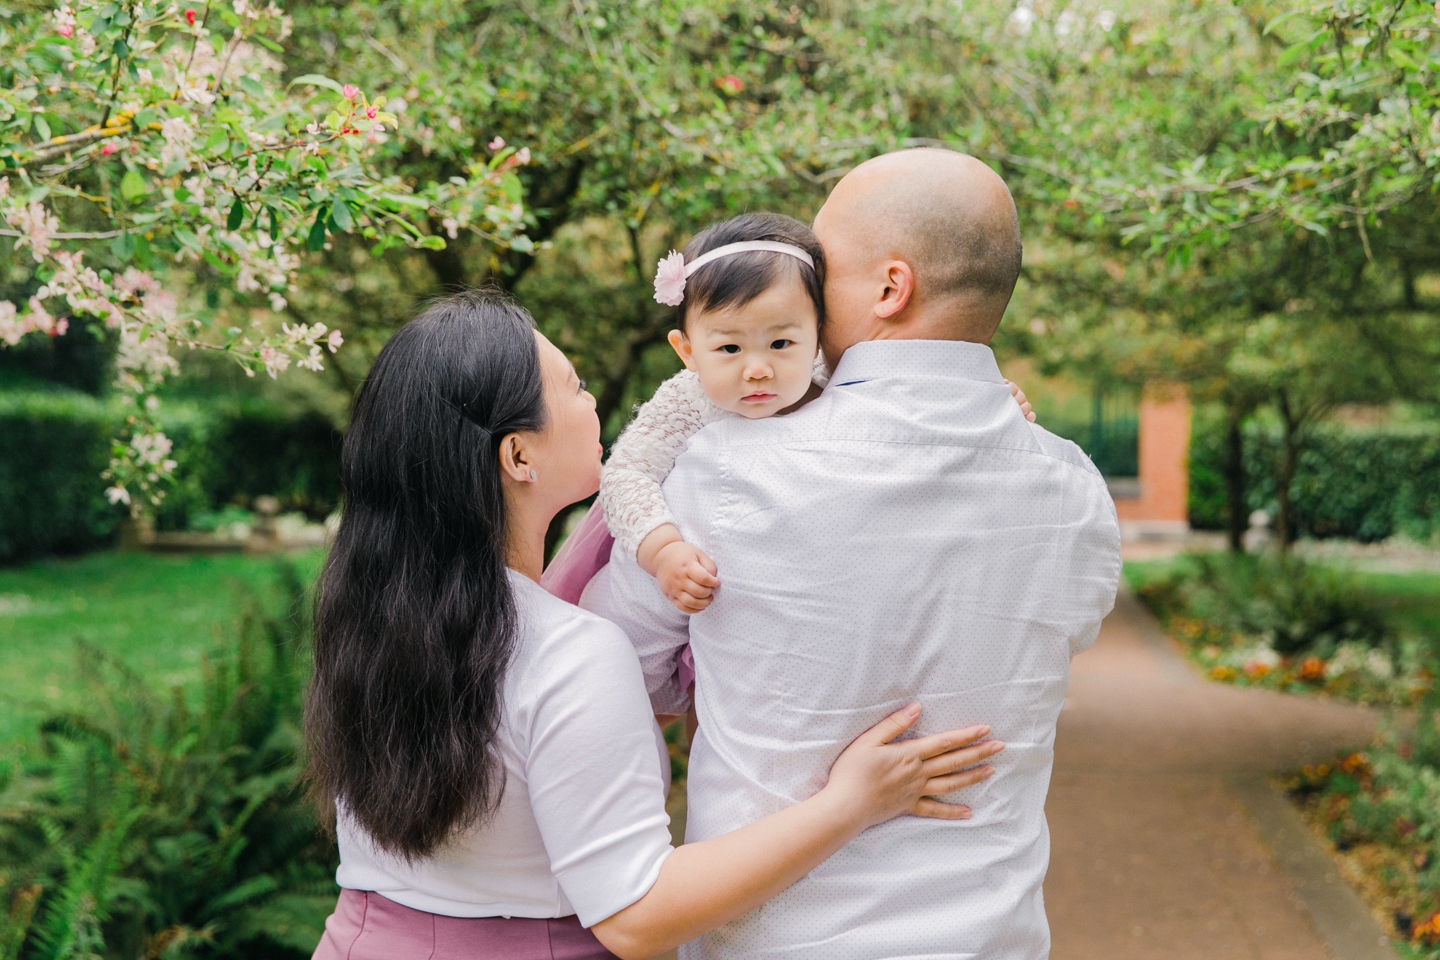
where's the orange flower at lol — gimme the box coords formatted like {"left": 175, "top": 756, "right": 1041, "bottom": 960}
{"left": 1413, "top": 911, "right": 1440, "bottom": 944}
{"left": 1243, "top": 660, "right": 1272, "bottom": 680}
{"left": 1210, "top": 665, "right": 1237, "bottom": 681}
{"left": 1339, "top": 752, "right": 1371, "bottom": 777}
{"left": 1298, "top": 656, "right": 1326, "bottom": 682}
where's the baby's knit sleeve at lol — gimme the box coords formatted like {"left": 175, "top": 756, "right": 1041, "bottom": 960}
{"left": 599, "top": 370, "right": 724, "bottom": 560}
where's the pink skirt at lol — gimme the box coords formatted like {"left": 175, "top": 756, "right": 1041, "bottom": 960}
{"left": 311, "top": 889, "right": 618, "bottom": 960}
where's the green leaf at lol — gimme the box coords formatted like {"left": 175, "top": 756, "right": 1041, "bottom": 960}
{"left": 329, "top": 200, "right": 353, "bottom": 232}
{"left": 133, "top": 232, "right": 152, "bottom": 268}
{"left": 112, "top": 39, "right": 129, "bottom": 59}
{"left": 204, "top": 127, "right": 229, "bottom": 154}
{"left": 227, "top": 199, "right": 245, "bottom": 231}
{"left": 307, "top": 207, "right": 328, "bottom": 251}
{"left": 377, "top": 192, "right": 430, "bottom": 210}
{"left": 33, "top": 114, "right": 51, "bottom": 141}
{"left": 255, "top": 36, "right": 284, "bottom": 53}
{"left": 133, "top": 108, "right": 157, "bottom": 130}
{"left": 267, "top": 206, "right": 279, "bottom": 241}
{"left": 415, "top": 235, "right": 447, "bottom": 250}
{"left": 110, "top": 231, "right": 135, "bottom": 262}
{"left": 289, "top": 74, "right": 346, "bottom": 95}
{"left": 500, "top": 172, "right": 523, "bottom": 204}
{"left": 119, "top": 169, "right": 147, "bottom": 203}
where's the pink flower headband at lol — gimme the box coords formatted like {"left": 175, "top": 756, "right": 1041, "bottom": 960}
{"left": 653, "top": 241, "right": 816, "bottom": 307}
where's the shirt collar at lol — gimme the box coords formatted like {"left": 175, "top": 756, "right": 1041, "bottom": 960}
{"left": 828, "top": 339, "right": 1004, "bottom": 386}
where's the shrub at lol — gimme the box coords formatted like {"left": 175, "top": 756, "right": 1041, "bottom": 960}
{"left": 1187, "top": 416, "right": 1440, "bottom": 541}
{"left": 0, "top": 565, "right": 337, "bottom": 959}
{"left": 0, "top": 391, "right": 120, "bottom": 564}
{"left": 1184, "top": 553, "right": 1393, "bottom": 657}
{"left": 0, "top": 391, "right": 342, "bottom": 564}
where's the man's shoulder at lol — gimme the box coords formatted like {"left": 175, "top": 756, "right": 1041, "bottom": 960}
{"left": 1025, "top": 423, "right": 1108, "bottom": 484}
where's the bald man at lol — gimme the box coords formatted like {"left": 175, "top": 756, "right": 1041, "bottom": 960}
{"left": 585, "top": 149, "right": 1121, "bottom": 959}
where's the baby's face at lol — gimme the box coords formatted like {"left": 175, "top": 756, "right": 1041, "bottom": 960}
{"left": 669, "top": 280, "right": 819, "bottom": 419}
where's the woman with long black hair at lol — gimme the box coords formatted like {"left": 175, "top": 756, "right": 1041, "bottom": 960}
{"left": 305, "top": 290, "right": 1002, "bottom": 960}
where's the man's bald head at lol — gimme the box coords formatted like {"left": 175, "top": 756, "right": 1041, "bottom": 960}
{"left": 813, "top": 149, "right": 1022, "bottom": 349}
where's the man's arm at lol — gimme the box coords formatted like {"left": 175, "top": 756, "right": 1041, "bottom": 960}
{"left": 581, "top": 541, "right": 693, "bottom": 716}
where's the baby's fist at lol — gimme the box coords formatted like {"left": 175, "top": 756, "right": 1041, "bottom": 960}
{"left": 654, "top": 540, "right": 721, "bottom": 614}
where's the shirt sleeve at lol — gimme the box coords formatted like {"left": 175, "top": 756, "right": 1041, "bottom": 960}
{"left": 518, "top": 610, "right": 675, "bottom": 927}
{"left": 599, "top": 370, "right": 724, "bottom": 560}
{"left": 581, "top": 542, "right": 694, "bottom": 717}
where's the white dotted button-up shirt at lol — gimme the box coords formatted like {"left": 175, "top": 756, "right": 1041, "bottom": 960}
{"left": 583, "top": 339, "right": 1121, "bottom": 960}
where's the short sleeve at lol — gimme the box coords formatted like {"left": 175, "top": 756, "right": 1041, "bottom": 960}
{"left": 515, "top": 599, "right": 675, "bottom": 927}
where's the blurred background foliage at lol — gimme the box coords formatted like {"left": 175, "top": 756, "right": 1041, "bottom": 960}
{"left": 2, "top": 0, "right": 1440, "bottom": 955}
{"left": 3, "top": 0, "right": 1435, "bottom": 555}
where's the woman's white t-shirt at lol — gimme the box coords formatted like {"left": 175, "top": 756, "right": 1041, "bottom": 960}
{"left": 335, "top": 571, "right": 675, "bottom": 927}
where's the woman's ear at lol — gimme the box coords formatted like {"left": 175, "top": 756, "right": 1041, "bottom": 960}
{"left": 497, "top": 433, "right": 536, "bottom": 484}
{"left": 667, "top": 329, "right": 697, "bottom": 372}
{"left": 875, "top": 260, "right": 916, "bottom": 321}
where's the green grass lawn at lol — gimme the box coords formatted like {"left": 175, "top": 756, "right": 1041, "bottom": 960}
{"left": 1125, "top": 556, "right": 1440, "bottom": 639}
{"left": 1353, "top": 570, "right": 1440, "bottom": 638}
{"left": 0, "top": 549, "right": 324, "bottom": 744}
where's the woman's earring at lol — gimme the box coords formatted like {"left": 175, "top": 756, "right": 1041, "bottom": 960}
{"left": 529, "top": 469, "right": 537, "bottom": 481}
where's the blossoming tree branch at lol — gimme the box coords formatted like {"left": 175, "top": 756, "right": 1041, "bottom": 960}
{"left": 0, "top": 0, "right": 532, "bottom": 510}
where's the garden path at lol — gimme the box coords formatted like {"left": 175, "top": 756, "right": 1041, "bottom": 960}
{"left": 1046, "top": 591, "right": 1391, "bottom": 960}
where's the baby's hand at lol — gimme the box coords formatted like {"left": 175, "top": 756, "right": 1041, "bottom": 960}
{"left": 1005, "top": 378, "right": 1037, "bottom": 422}
{"left": 653, "top": 540, "right": 721, "bottom": 614}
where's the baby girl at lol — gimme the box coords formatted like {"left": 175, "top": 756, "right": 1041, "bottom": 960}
{"left": 543, "top": 211, "right": 1034, "bottom": 625}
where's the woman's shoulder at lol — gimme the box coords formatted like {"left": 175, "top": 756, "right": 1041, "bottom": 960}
{"left": 508, "top": 572, "right": 634, "bottom": 662}
{"left": 504, "top": 572, "right": 648, "bottom": 725}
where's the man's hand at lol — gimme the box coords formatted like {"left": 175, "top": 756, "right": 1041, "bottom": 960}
{"left": 1005, "top": 379, "right": 1036, "bottom": 422}
{"left": 638, "top": 523, "right": 722, "bottom": 613}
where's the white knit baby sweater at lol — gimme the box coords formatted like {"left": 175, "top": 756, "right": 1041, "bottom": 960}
{"left": 598, "top": 358, "right": 829, "bottom": 559}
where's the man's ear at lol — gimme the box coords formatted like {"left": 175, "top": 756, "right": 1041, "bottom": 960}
{"left": 875, "top": 260, "right": 916, "bottom": 321}
{"left": 667, "top": 329, "right": 698, "bottom": 372}
{"left": 498, "top": 432, "right": 535, "bottom": 484}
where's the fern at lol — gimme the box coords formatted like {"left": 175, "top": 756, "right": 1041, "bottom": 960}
{"left": 0, "top": 562, "right": 337, "bottom": 959}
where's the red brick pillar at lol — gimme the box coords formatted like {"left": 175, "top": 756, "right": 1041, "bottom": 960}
{"left": 1112, "top": 384, "right": 1191, "bottom": 542}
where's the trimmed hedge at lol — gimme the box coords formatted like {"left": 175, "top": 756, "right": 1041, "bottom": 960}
{"left": 1188, "top": 414, "right": 1440, "bottom": 542}
{"left": 0, "top": 390, "right": 119, "bottom": 562}
{"left": 0, "top": 390, "right": 342, "bottom": 564}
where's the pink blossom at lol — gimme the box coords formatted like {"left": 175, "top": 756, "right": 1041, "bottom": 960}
{"left": 327, "top": 328, "right": 344, "bottom": 353}
{"left": 185, "top": 8, "right": 197, "bottom": 24}
{"left": 13, "top": 202, "right": 58, "bottom": 262}
{"left": 0, "top": 301, "right": 22, "bottom": 346}
{"left": 57, "top": 23, "right": 74, "bottom": 37}
{"left": 365, "top": 105, "right": 378, "bottom": 119}
{"left": 100, "top": 142, "right": 118, "bottom": 155}
{"left": 653, "top": 250, "right": 687, "bottom": 306}
{"left": 106, "top": 485, "right": 131, "bottom": 506}
{"left": 716, "top": 74, "right": 744, "bottom": 94}
{"left": 52, "top": 318, "right": 69, "bottom": 336}
{"left": 488, "top": 136, "right": 505, "bottom": 150}
{"left": 342, "top": 84, "right": 360, "bottom": 100}
{"left": 116, "top": 268, "right": 161, "bottom": 299}
{"left": 514, "top": 146, "right": 531, "bottom": 164}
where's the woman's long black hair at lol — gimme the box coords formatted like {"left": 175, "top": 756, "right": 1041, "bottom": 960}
{"left": 306, "top": 289, "right": 547, "bottom": 860}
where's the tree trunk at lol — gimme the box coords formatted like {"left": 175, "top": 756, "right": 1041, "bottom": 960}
{"left": 1224, "top": 397, "right": 1248, "bottom": 553}
{"left": 1275, "top": 388, "right": 1301, "bottom": 554}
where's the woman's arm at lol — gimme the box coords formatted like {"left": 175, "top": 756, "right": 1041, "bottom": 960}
{"left": 591, "top": 704, "right": 1002, "bottom": 960}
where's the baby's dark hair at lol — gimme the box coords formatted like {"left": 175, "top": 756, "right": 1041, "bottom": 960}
{"left": 675, "top": 212, "right": 825, "bottom": 332}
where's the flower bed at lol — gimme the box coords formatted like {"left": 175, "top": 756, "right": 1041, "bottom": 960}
{"left": 1133, "top": 553, "right": 1434, "bottom": 707}
{"left": 1286, "top": 736, "right": 1440, "bottom": 955}
{"left": 1165, "top": 612, "right": 1433, "bottom": 706}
